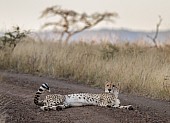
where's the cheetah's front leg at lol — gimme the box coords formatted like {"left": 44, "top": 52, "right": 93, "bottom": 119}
{"left": 118, "top": 105, "right": 133, "bottom": 110}
{"left": 112, "top": 104, "right": 134, "bottom": 110}
{"left": 111, "top": 99, "right": 133, "bottom": 110}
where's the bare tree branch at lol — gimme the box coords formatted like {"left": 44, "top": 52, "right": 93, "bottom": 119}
{"left": 40, "top": 5, "right": 118, "bottom": 43}
{"left": 147, "top": 16, "right": 162, "bottom": 48}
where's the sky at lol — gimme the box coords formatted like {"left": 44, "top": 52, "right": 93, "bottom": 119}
{"left": 0, "top": 0, "right": 170, "bottom": 31}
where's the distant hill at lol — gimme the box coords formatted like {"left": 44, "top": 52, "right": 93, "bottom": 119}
{"left": 71, "top": 29, "right": 170, "bottom": 43}
{"left": 0, "top": 32, "right": 3, "bottom": 37}
{"left": 1, "top": 29, "right": 170, "bottom": 43}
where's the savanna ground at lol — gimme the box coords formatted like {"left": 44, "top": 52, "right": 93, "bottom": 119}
{"left": 0, "top": 71, "right": 170, "bottom": 123}
{"left": 0, "top": 38, "right": 170, "bottom": 122}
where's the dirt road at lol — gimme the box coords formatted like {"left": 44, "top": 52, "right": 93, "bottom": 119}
{"left": 0, "top": 71, "right": 169, "bottom": 123}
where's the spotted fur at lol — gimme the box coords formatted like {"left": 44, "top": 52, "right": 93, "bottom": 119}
{"left": 34, "top": 82, "right": 133, "bottom": 111}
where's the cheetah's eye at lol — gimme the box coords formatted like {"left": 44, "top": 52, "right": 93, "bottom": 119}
{"left": 107, "top": 85, "right": 109, "bottom": 87}
{"left": 112, "top": 85, "right": 115, "bottom": 87}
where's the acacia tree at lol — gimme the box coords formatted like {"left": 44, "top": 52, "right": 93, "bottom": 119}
{"left": 40, "top": 5, "right": 118, "bottom": 42}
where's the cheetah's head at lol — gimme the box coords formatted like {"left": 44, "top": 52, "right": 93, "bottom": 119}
{"left": 105, "top": 81, "right": 119, "bottom": 98}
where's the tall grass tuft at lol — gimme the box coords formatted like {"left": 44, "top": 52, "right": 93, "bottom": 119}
{"left": 0, "top": 39, "right": 170, "bottom": 100}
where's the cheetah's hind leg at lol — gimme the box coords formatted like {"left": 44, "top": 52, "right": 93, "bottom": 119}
{"left": 50, "top": 104, "right": 71, "bottom": 111}
{"left": 40, "top": 106, "right": 50, "bottom": 111}
{"left": 50, "top": 105, "right": 65, "bottom": 111}
{"left": 40, "top": 105, "right": 64, "bottom": 111}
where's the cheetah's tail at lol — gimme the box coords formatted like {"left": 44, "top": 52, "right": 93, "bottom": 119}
{"left": 34, "top": 83, "right": 50, "bottom": 106}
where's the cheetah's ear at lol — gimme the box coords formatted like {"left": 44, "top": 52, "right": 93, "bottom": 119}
{"left": 105, "top": 79, "right": 112, "bottom": 83}
{"left": 105, "top": 80, "right": 113, "bottom": 86}
{"left": 116, "top": 82, "right": 120, "bottom": 87}
{"left": 115, "top": 81, "right": 121, "bottom": 91}
{"left": 105, "top": 80, "right": 109, "bottom": 84}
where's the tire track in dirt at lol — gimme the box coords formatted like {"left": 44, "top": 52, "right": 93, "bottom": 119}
{"left": 0, "top": 71, "right": 170, "bottom": 123}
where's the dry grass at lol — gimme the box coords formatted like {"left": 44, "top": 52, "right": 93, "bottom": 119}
{"left": 0, "top": 39, "right": 170, "bottom": 100}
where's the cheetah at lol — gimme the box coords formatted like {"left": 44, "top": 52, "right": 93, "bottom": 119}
{"left": 34, "top": 82, "right": 133, "bottom": 111}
